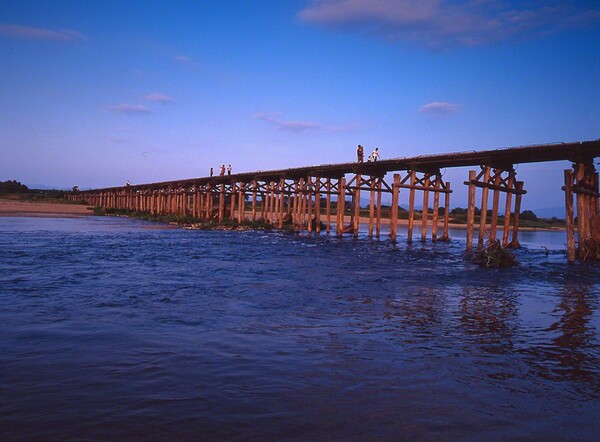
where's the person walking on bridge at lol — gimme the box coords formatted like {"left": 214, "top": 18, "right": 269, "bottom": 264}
{"left": 371, "top": 147, "right": 380, "bottom": 161}
{"left": 210, "top": 167, "right": 214, "bottom": 177}
{"left": 220, "top": 165, "right": 225, "bottom": 176}
{"left": 357, "top": 145, "right": 364, "bottom": 162}
{"left": 227, "top": 164, "right": 232, "bottom": 175}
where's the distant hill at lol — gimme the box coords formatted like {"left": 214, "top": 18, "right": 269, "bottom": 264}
{"left": 26, "top": 184, "right": 71, "bottom": 191}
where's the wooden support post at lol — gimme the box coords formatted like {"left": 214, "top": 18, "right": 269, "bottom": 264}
{"left": 564, "top": 169, "right": 576, "bottom": 262}
{"left": 368, "top": 176, "right": 375, "bottom": 238}
{"left": 390, "top": 174, "right": 400, "bottom": 244}
{"left": 326, "top": 178, "right": 332, "bottom": 234}
{"left": 314, "top": 179, "right": 321, "bottom": 234}
{"left": 466, "top": 170, "right": 476, "bottom": 252}
{"left": 252, "top": 180, "right": 257, "bottom": 222}
{"left": 489, "top": 170, "right": 502, "bottom": 243}
{"left": 292, "top": 180, "right": 299, "bottom": 226}
{"left": 432, "top": 176, "right": 440, "bottom": 242}
{"left": 218, "top": 184, "right": 225, "bottom": 223}
{"left": 592, "top": 171, "right": 600, "bottom": 244}
{"left": 336, "top": 177, "right": 346, "bottom": 237}
{"left": 307, "top": 177, "right": 313, "bottom": 233}
{"left": 238, "top": 183, "right": 244, "bottom": 224}
{"left": 278, "top": 178, "right": 286, "bottom": 228}
{"left": 421, "top": 174, "right": 430, "bottom": 242}
{"left": 442, "top": 181, "right": 450, "bottom": 241}
{"left": 229, "top": 182, "right": 236, "bottom": 220}
{"left": 353, "top": 174, "right": 361, "bottom": 238}
{"left": 376, "top": 177, "right": 382, "bottom": 238}
{"left": 269, "top": 182, "right": 276, "bottom": 224}
{"left": 502, "top": 174, "right": 515, "bottom": 247}
{"left": 478, "top": 166, "right": 491, "bottom": 249}
{"left": 274, "top": 181, "right": 281, "bottom": 226}
{"left": 509, "top": 181, "right": 524, "bottom": 248}
{"left": 407, "top": 171, "right": 416, "bottom": 243}
{"left": 575, "top": 163, "right": 588, "bottom": 253}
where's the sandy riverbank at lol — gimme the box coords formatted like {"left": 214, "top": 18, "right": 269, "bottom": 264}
{"left": 0, "top": 199, "right": 94, "bottom": 217}
{"left": 0, "top": 200, "right": 563, "bottom": 232}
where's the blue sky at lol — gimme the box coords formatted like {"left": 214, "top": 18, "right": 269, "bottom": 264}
{"left": 1, "top": 0, "right": 599, "bottom": 212}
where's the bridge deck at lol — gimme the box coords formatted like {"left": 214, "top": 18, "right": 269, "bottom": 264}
{"left": 95, "top": 140, "right": 600, "bottom": 191}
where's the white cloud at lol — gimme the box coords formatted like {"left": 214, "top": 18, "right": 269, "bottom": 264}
{"left": 419, "top": 101, "right": 460, "bottom": 115}
{"left": 144, "top": 92, "right": 174, "bottom": 104}
{"left": 175, "top": 55, "right": 195, "bottom": 65}
{"left": 255, "top": 113, "right": 358, "bottom": 133}
{"left": 298, "top": 1, "right": 600, "bottom": 49}
{"left": 0, "top": 23, "right": 85, "bottom": 41}
{"left": 107, "top": 104, "right": 152, "bottom": 115}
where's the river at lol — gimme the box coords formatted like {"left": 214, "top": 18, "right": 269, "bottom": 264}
{"left": 1, "top": 216, "right": 598, "bottom": 440}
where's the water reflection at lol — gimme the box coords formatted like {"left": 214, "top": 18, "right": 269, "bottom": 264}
{"left": 459, "top": 286, "right": 519, "bottom": 355}
{"left": 522, "top": 283, "right": 600, "bottom": 397}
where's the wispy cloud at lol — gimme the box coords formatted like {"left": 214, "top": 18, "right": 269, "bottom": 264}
{"left": 419, "top": 101, "right": 460, "bottom": 115}
{"left": 144, "top": 92, "right": 174, "bottom": 104}
{"left": 107, "top": 103, "right": 152, "bottom": 115}
{"left": 255, "top": 113, "right": 358, "bottom": 133}
{"left": 175, "top": 54, "right": 197, "bottom": 66}
{"left": 298, "top": 1, "right": 600, "bottom": 49}
{"left": 0, "top": 23, "right": 85, "bottom": 42}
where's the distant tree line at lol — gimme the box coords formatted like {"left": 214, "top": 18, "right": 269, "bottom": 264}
{"left": 0, "top": 180, "right": 29, "bottom": 193}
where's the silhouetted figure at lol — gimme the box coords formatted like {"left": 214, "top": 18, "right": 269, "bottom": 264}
{"left": 210, "top": 167, "right": 214, "bottom": 177}
{"left": 357, "top": 145, "right": 364, "bottom": 162}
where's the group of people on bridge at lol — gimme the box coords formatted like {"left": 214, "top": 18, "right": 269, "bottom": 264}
{"left": 209, "top": 164, "right": 233, "bottom": 177}
{"left": 356, "top": 145, "right": 380, "bottom": 163}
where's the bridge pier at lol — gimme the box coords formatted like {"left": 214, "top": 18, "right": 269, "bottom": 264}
{"left": 564, "top": 160, "right": 600, "bottom": 261}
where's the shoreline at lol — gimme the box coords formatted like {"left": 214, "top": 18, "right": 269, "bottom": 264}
{"left": 0, "top": 199, "right": 565, "bottom": 232}
{"left": 0, "top": 199, "right": 94, "bottom": 217}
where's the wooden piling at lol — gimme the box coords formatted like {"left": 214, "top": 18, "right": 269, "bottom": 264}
{"left": 442, "top": 181, "right": 450, "bottom": 241}
{"left": 407, "top": 171, "right": 416, "bottom": 243}
{"left": 314, "top": 178, "right": 321, "bottom": 234}
{"left": 509, "top": 181, "right": 524, "bottom": 248}
{"left": 421, "top": 174, "right": 430, "bottom": 242}
{"left": 369, "top": 176, "right": 375, "bottom": 238}
{"left": 353, "top": 174, "right": 361, "bottom": 238}
{"left": 337, "top": 177, "right": 346, "bottom": 237}
{"left": 466, "top": 170, "right": 476, "bottom": 252}
{"left": 489, "top": 170, "right": 502, "bottom": 242}
{"left": 431, "top": 176, "right": 440, "bottom": 242}
{"left": 502, "top": 174, "right": 515, "bottom": 247}
{"left": 478, "top": 166, "right": 491, "bottom": 249}
{"left": 564, "top": 169, "right": 576, "bottom": 262}
{"left": 326, "top": 178, "right": 332, "bottom": 234}
{"left": 376, "top": 177, "right": 382, "bottom": 238}
{"left": 390, "top": 174, "right": 400, "bottom": 244}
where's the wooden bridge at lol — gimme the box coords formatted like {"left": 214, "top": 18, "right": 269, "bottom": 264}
{"left": 70, "top": 140, "right": 600, "bottom": 262}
